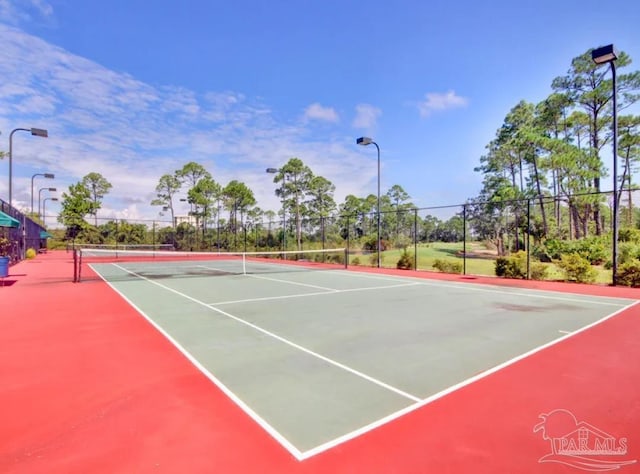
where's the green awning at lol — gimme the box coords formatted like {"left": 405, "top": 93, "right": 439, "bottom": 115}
{"left": 40, "top": 230, "right": 53, "bottom": 239}
{"left": 0, "top": 211, "right": 20, "bottom": 228}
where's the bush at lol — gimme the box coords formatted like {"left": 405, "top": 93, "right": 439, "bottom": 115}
{"left": 617, "top": 261, "right": 640, "bottom": 287}
{"left": 531, "top": 244, "right": 553, "bottom": 263}
{"left": 536, "top": 236, "right": 607, "bottom": 265}
{"left": 619, "top": 228, "right": 640, "bottom": 244}
{"left": 617, "top": 242, "right": 640, "bottom": 265}
{"left": 396, "top": 249, "right": 414, "bottom": 270}
{"left": 362, "top": 236, "right": 390, "bottom": 252}
{"left": 351, "top": 256, "right": 361, "bottom": 266}
{"left": 539, "top": 238, "right": 568, "bottom": 260}
{"left": 494, "top": 251, "right": 527, "bottom": 279}
{"left": 329, "top": 252, "right": 345, "bottom": 265}
{"left": 432, "top": 258, "right": 462, "bottom": 274}
{"left": 530, "top": 262, "right": 549, "bottom": 281}
{"left": 556, "top": 253, "right": 597, "bottom": 283}
{"left": 25, "top": 248, "right": 37, "bottom": 259}
{"left": 575, "top": 237, "right": 607, "bottom": 265}
{"left": 369, "top": 253, "right": 385, "bottom": 266}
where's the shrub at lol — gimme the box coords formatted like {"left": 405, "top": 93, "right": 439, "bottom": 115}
{"left": 530, "top": 262, "right": 549, "bottom": 281}
{"left": 351, "top": 256, "right": 361, "bottom": 266}
{"left": 540, "top": 238, "right": 568, "bottom": 260}
{"left": 396, "top": 249, "right": 414, "bottom": 270}
{"left": 537, "top": 236, "right": 608, "bottom": 265}
{"left": 362, "top": 236, "right": 389, "bottom": 252}
{"left": 26, "top": 248, "right": 37, "bottom": 259}
{"left": 494, "top": 251, "right": 527, "bottom": 279}
{"left": 369, "top": 253, "right": 385, "bottom": 266}
{"left": 575, "top": 236, "right": 607, "bottom": 265}
{"left": 617, "top": 242, "right": 640, "bottom": 265}
{"left": 556, "top": 253, "right": 597, "bottom": 283}
{"left": 329, "top": 252, "right": 345, "bottom": 265}
{"left": 616, "top": 261, "right": 640, "bottom": 287}
{"left": 531, "top": 244, "right": 552, "bottom": 263}
{"left": 618, "top": 228, "right": 640, "bottom": 244}
{"left": 433, "top": 258, "right": 462, "bottom": 274}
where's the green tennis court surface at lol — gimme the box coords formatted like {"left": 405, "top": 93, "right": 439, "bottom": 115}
{"left": 87, "top": 256, "right": 634, "bottom": 459}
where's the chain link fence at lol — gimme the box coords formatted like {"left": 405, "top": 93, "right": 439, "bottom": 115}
{"left": 13, "top": 188, "right": 639, "bottom": 282}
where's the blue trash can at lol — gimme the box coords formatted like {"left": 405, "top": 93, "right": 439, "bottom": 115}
{"left": 0, "top": 256, "right": 9, "bottom": 278}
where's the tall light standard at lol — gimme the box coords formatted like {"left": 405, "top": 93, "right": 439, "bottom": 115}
{"left": 266, "top": 167, "right": 286, "bottom": 251}
{"left": 356, "top": 137, "right": 381, "bottom": 268}
{"left": 38, "top": 187, "right": 57, "bottom": 221}
{"left": 8, "top": 127, "right": 49, "bottom": 207}
{"left": 31, "top": 172, "right": 54, "bottom": 216}
{"left": 592, "top": 44, "right": 619, "bottom": 285}
{"left": 42, "top": 197, "right": 58, "bottom": 227}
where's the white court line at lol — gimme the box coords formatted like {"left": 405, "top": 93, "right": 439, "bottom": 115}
{"left": 109, "top": 263, "right": 422, "bottom": 445}
{"left": 297, "top": 300, "right": 640, "bottom": 460}
{"left": 89, "top": 264, "right": 304, "bottom": 460}
{"left": 558, "top": 330, "right": 572, "bottom": 334}
{"left": 339, "top": 270, "right": 633, "bottom": 306}
{"left": 94, "top": 262, "right": 638, "bottom": 460}
{"left": 210, "top": 282, "right": 421, "bottom": 306}
{"left": 244, "top": 272, "right": 338, "bottom": 291}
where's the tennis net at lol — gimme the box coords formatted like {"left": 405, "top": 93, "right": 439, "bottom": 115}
{"left": 73, "top": 247, "right": 348, "bottom": 282}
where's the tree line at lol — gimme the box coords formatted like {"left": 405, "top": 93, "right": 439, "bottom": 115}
{"left": 54, "top": 47, "right": 640, "bottom": 254}
{"left": 468, "top": 47, "right": 640, "bottom": 254}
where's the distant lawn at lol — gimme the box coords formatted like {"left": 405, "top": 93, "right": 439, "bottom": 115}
{"left": 348, "top": 241, "right": 613, "bottom": 284}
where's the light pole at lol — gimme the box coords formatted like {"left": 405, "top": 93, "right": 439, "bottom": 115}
{"left": 31, "top": 172, "right": 54, "bottom": 216}
{"left": 8, "top": 127, "right": 49, "bottom": 207}
{"left": 356, "top": 137, "right": 381, "bottom": 268}
{"left": 42, "top": 197, "right": 58, "bottom": 227}
{"left": 592, "top": 44, "right": 619, "bottom": 285}
{"left": 266, "top": 167, "right": 286, "bottom": 251}
{"left": 38, "top": 187, "right": 57, "bottom": 221}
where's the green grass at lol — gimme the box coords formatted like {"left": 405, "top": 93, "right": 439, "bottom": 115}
{"left": 348, "top": 241, "right": 614, "bottom": 284}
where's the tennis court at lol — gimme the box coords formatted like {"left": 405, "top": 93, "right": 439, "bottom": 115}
{"left": 77, "top": 248, "right": 635, "bottom": 460}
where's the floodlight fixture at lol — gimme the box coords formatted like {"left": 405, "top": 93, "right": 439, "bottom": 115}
{"left": 591, "top": 44, "right": 618, "bottom": 64}
{"left": 8, "top": 127, "right": 49, "bottom": 206}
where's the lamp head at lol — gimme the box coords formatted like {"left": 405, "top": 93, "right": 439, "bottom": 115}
{"left": 30, "top": 128, "right": 48, "bottom": 138}
{"left": 44, "top": 173, "right": 55, "bottom": 179}
{"left": 357, "top": 136, "right": 373, "bottom": 146}
{"left": 592, "top": 44, "right": 618, "bottom": 64}
{"left": 266, "top": 168, "right": 278, "bottom": 174}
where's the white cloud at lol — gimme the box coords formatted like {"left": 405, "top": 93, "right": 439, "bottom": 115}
{"left": 0, "top": 0, "right": 53, "bottom": 25}
{"left": 352, "top": 104, "right": 381, "bottom": 130}
{"left": 303, "top": 103, "right": 339, "bottom": 123}
{"left": 0, "top": 24, "right": 376, "bottom": 221}
{"left": 417, "top": 90, "right": 468, "bottom": 117}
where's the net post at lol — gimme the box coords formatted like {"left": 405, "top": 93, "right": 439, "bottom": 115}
{"left": 73, "top": 249, "right": 77, "bottom": 282}
{"left": 78, "top": 249, "right": 83, "bottom": 282}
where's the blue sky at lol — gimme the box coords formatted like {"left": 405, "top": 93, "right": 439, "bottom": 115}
{"left": 1, "top": 0, "right": 639, "bottom": 224}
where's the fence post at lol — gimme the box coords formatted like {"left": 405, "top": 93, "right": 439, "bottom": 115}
{"left": 346, "top": 214, "right": 350, "bottom": 258}
{"left": 462, "top": 204, "right": 467, "bottom": 276}
{"left": 526, "top": 199, "right": 531, "bottom": 280}
{"left": 414, "top": 209, "right": 418, "bottom": 270}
